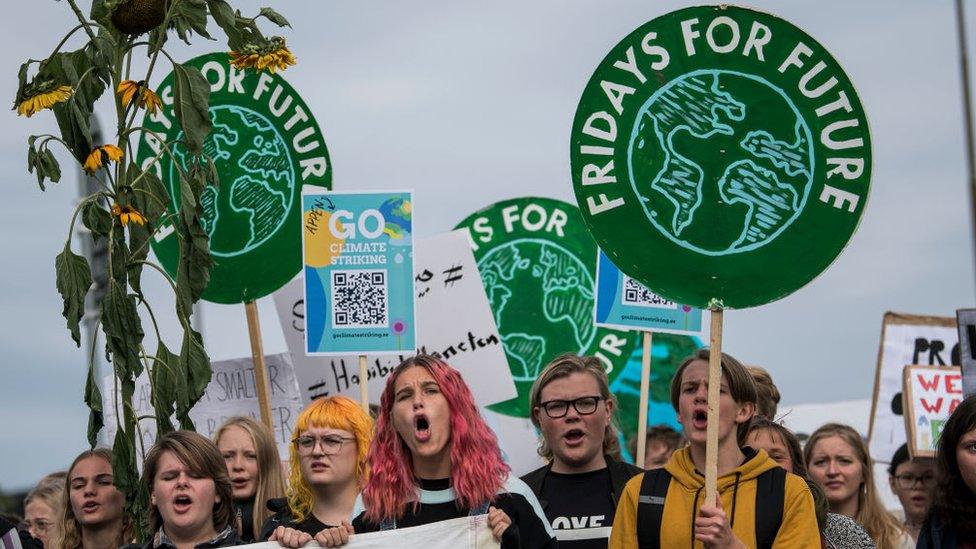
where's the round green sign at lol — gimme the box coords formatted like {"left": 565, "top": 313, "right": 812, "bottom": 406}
{"left": 455, "top": 197, "right": 639, "bottom": 417}
{"left": 571, "top": 6, "right": 870, "bottom": 309}
{"left": 137, "top": 52, "right": 331, "bottom": 304}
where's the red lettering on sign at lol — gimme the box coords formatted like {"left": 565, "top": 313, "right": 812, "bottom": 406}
{"left": 946, "top": 374, "right": 963, "bottom": 394}
{"left": 920, "top": 397, "right": 944, "bottom": 414}
{"left": 917, "top": 374, "right": 940, "bottom": 392}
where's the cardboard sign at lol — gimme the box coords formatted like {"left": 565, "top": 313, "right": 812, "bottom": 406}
{"left": 454, "top": 197, "right": 639, "bottom": 418}
{"left": 903, "top": 365, "right": 964, "bottom": 457}
{"left": 238, "top": 515, "right": 498, "bottom": 548}
{"left": 594, "top": 249, "right": 702, "bottom": 335}
{"left": 868, "top": 312, "right": 959, "bottom": 464}
{"left": 138, "top": 52, "right": 332, "bottom": 304}
{"left": 102, "top": 353, "right": 303, "bottom": 460}
{"left": 571, "top": 6, "right": 870, "bottom": 309}
{"left": 957, "top": 308, "right": 976, "bottom": 397}
{"left": 275, "top": 230, "right": 516, "bottom": 408}
{"left": 302, "top": 190, "right": 416, "bottom": 355}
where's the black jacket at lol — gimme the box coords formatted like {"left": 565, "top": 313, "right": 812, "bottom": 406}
{"left": 916, "top": 511, "right": 975, "bottom": 549}
{"left": 520, "top": 454, "right": 643, "bottom": 513}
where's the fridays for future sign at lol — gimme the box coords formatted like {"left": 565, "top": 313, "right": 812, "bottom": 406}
{"left": 137, "top": 52, "right": 331, "bottom": 304}
{"left": 571, "top": 5, "right": 870, "bottom": 309}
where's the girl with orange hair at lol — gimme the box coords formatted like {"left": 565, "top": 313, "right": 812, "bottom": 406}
{"left": 262, "top": 395, "right": 373, "bottom": 547}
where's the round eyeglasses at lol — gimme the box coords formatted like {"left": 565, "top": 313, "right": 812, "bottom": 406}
{"left": 294, "top": 435, "right": 357, "bottom": 456}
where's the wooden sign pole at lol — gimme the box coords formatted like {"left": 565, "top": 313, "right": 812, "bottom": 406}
{"left": 244, "top": 301, "right": 274, "bottom": 430}
{"left": 635, "top": 331, "right": 653, "bottom": 468}
{"left": 704, "top": 307, "right": 724, "bottom": 505}
{"left": 359, "top": 354, "right": 369, "bottom": 412}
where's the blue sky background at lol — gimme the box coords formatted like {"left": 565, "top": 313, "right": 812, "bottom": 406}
{"left": 1, "top": 1, "right": 974, "bottom": 490}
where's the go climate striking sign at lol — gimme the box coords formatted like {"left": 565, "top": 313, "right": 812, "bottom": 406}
{"left": 137, "top": 52, "right": 332, "bottom": 304}
{"left": 455, "top": 197, "right": 639, "bottom": 417}
{"left": 571, "top": 6, "right": 870, "bottom": 309}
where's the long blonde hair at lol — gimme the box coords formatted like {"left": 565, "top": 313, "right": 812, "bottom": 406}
{"left": 804, "top": 423, "right": 906, "bottom": 549}
{"left": 214, "top": 416, "right": 287, "bottom": 538}
{"left": 52, "top": 448, "right": 133, "bottom": 549}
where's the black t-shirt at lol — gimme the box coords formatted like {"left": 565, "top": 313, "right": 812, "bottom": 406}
{"left": 259, "top": 498, "right": 337, "bottom": 540}
{"left": 540, "top": 468, "right": 615, "bottom": 549}
{"left": 352, "top": 477, "right": 556, "bottom": 549}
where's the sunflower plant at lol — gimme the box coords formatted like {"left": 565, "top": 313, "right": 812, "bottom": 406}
{"left": 15, "top": 0, "right": 295, "bottom": 539}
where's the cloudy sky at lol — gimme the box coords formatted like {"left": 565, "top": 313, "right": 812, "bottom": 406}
{"left": 1, "top": 1, "right": 974, "bottom": 490}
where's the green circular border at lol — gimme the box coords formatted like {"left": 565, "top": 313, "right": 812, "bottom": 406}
{"left": 137, "top": 52, "right": 332, "bottom": 304}
{"left": 454, "top": 196, "right": 639, "bottom": 418}
{"left": 571, "top": 5, "right": 871, "bottom": 309}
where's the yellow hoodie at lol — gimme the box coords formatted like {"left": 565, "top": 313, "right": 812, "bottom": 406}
{"left": 609, "top": 447, "right": 820, "bottom": 548}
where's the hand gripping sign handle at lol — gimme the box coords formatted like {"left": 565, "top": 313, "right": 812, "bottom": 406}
{"left": 244, "top": 300, "right": 274, "bottom": 430}
{"left": 635, "top": 331, "right": 653, "bottom": 469}
{"left": 359, "top": 354, "right": 369, "bottom": 412}
{"left": 705, "top": 306, "right": 724, "bottom": 505}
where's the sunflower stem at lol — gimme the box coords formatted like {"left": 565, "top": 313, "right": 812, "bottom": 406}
{"left": 64, "top": 0, "right": 99, "bottom": 44}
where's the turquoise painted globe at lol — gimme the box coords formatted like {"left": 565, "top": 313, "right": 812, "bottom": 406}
{"left": 171, "top": 105, "right": 295, "bottom": 258}
{"left": 628, "top": 70, "right": 815, "bottom": 256}
{"left": 477, "top": 240, "right": 596, "bottom": 384}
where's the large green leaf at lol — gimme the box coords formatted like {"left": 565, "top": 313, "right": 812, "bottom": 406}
{"left": 102, "top": 280, "right": 145, "bottom": 380}
{"left": 179, "top": 327, "right": 211, "bottom": 428}
{"left": 171, "top": 63, "right": 211, "bottom": 155}
{"left": 259, "top": 7, "right": 290, "bottom": 27}
{"left": 111, "top": 421, "right": 138, "bottom": 508}
{"left": 171, "top": 0, "right": 213, "bottom": 43}
{"left": 175, "top": 171, "right": 212, "bottom": 319}
{"left": 84, "top": 357, "right": 103, "bottom": 447}
{"left": 26, "top": 138, "right": 62, "bottom": 191}
{"left": 46, "top": 45, "right": 111, "bottom": 162}
{"left": 206, "top": 0, "right": 242, "bottom": 49}
{"left": 150, "top": 341, "right": 178, "bottom": 434}
{"left": 82, "top": 199, "right": 112, "bottom": 238}
{"left": 55, "top": 244, "right": 93, "bottom": 346}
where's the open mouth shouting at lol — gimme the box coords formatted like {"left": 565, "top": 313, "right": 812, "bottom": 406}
{"left": 563, "top": 428, "right": 586, "bottom": 447}
{"left": 172, "top": 493, "right": 194, "bottom": 514}
{"left": 415, "top": 414, "right": 431, "bottom": 443}
{"left": 81, "top": 500, "right": 100, "bottom": 514}
{"left": 691, "top": 409, "right": 708, "bottom": 430}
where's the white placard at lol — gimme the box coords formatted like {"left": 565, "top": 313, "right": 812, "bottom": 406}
{"left": 274, "top": 230, "right": 517, "bottom": 408}
{"left": 240, "top": 515, "right": 498, "bottom": 548}
{"left": 102, "top": 353, "right": 303, "bottom": 460}
{"left": 868, "top": 312, "right": 958, "bottom": 464}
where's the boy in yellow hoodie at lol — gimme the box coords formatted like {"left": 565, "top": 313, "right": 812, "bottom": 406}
{"left": 610, "top": 349, "right": 820, "bottom": 548}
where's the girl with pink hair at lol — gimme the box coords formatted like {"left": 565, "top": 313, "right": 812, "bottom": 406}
{"left": 316, "top": 354, "right": 555, "bottom": 548}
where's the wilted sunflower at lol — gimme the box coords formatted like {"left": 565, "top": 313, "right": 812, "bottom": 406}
{"left": 15, "top": 80, "right": 73, "bottom": 117}
{"left": 111, "top": 203, "right": 146, "bottom": 226}
{"left": 83, "top": 144, "right": 124, "bottom": 173}
{"left": 117, "top": 80, "right": 162, "bottom": 113}
{"left": 229, "top": 37, "right": 297, "bottom": 73}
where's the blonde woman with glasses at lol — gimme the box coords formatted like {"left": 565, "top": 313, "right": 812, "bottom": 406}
{"left": 262, "top": 396, "right": 373, "bottom": 548}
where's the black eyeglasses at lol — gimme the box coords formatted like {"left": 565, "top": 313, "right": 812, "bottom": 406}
{"left": 893, "top": 473, "right": 936, "bottom": 489}
{"left": 538, "top": 396, "right": 605, "bottom": 418}
{"left": 294, "top": 435, "right": 356, "bottom": 456}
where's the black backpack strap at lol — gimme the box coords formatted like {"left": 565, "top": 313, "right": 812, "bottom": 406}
{"left": 636, "top": 469, "right": 671, "bottom": 549}
{"left": 754, "top": 467, "right": 786, "bottom": 549}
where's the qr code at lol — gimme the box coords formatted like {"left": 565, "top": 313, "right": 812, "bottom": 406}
{"left": 621, "top": 275, "right": 676, "bottom": 309}
{"left": 331, "top": 269, "right": 389, "bottom": 328}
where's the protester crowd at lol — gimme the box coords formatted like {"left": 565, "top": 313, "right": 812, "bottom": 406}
{"left": 3, "top": 350, "right": 976, "bottom": 548}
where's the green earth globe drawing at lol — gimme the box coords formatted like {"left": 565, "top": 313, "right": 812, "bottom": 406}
{"left": 171, "top": 105, "right": 295, "bottom": 259}
{"left": 379, "top": 197, "right": 412, "bottom": 240}
{"left": 628, "top": 69, "right": 814, "bottom": 256}
{"left": 478, "top": 239, "right": 596, "bottom": 385}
